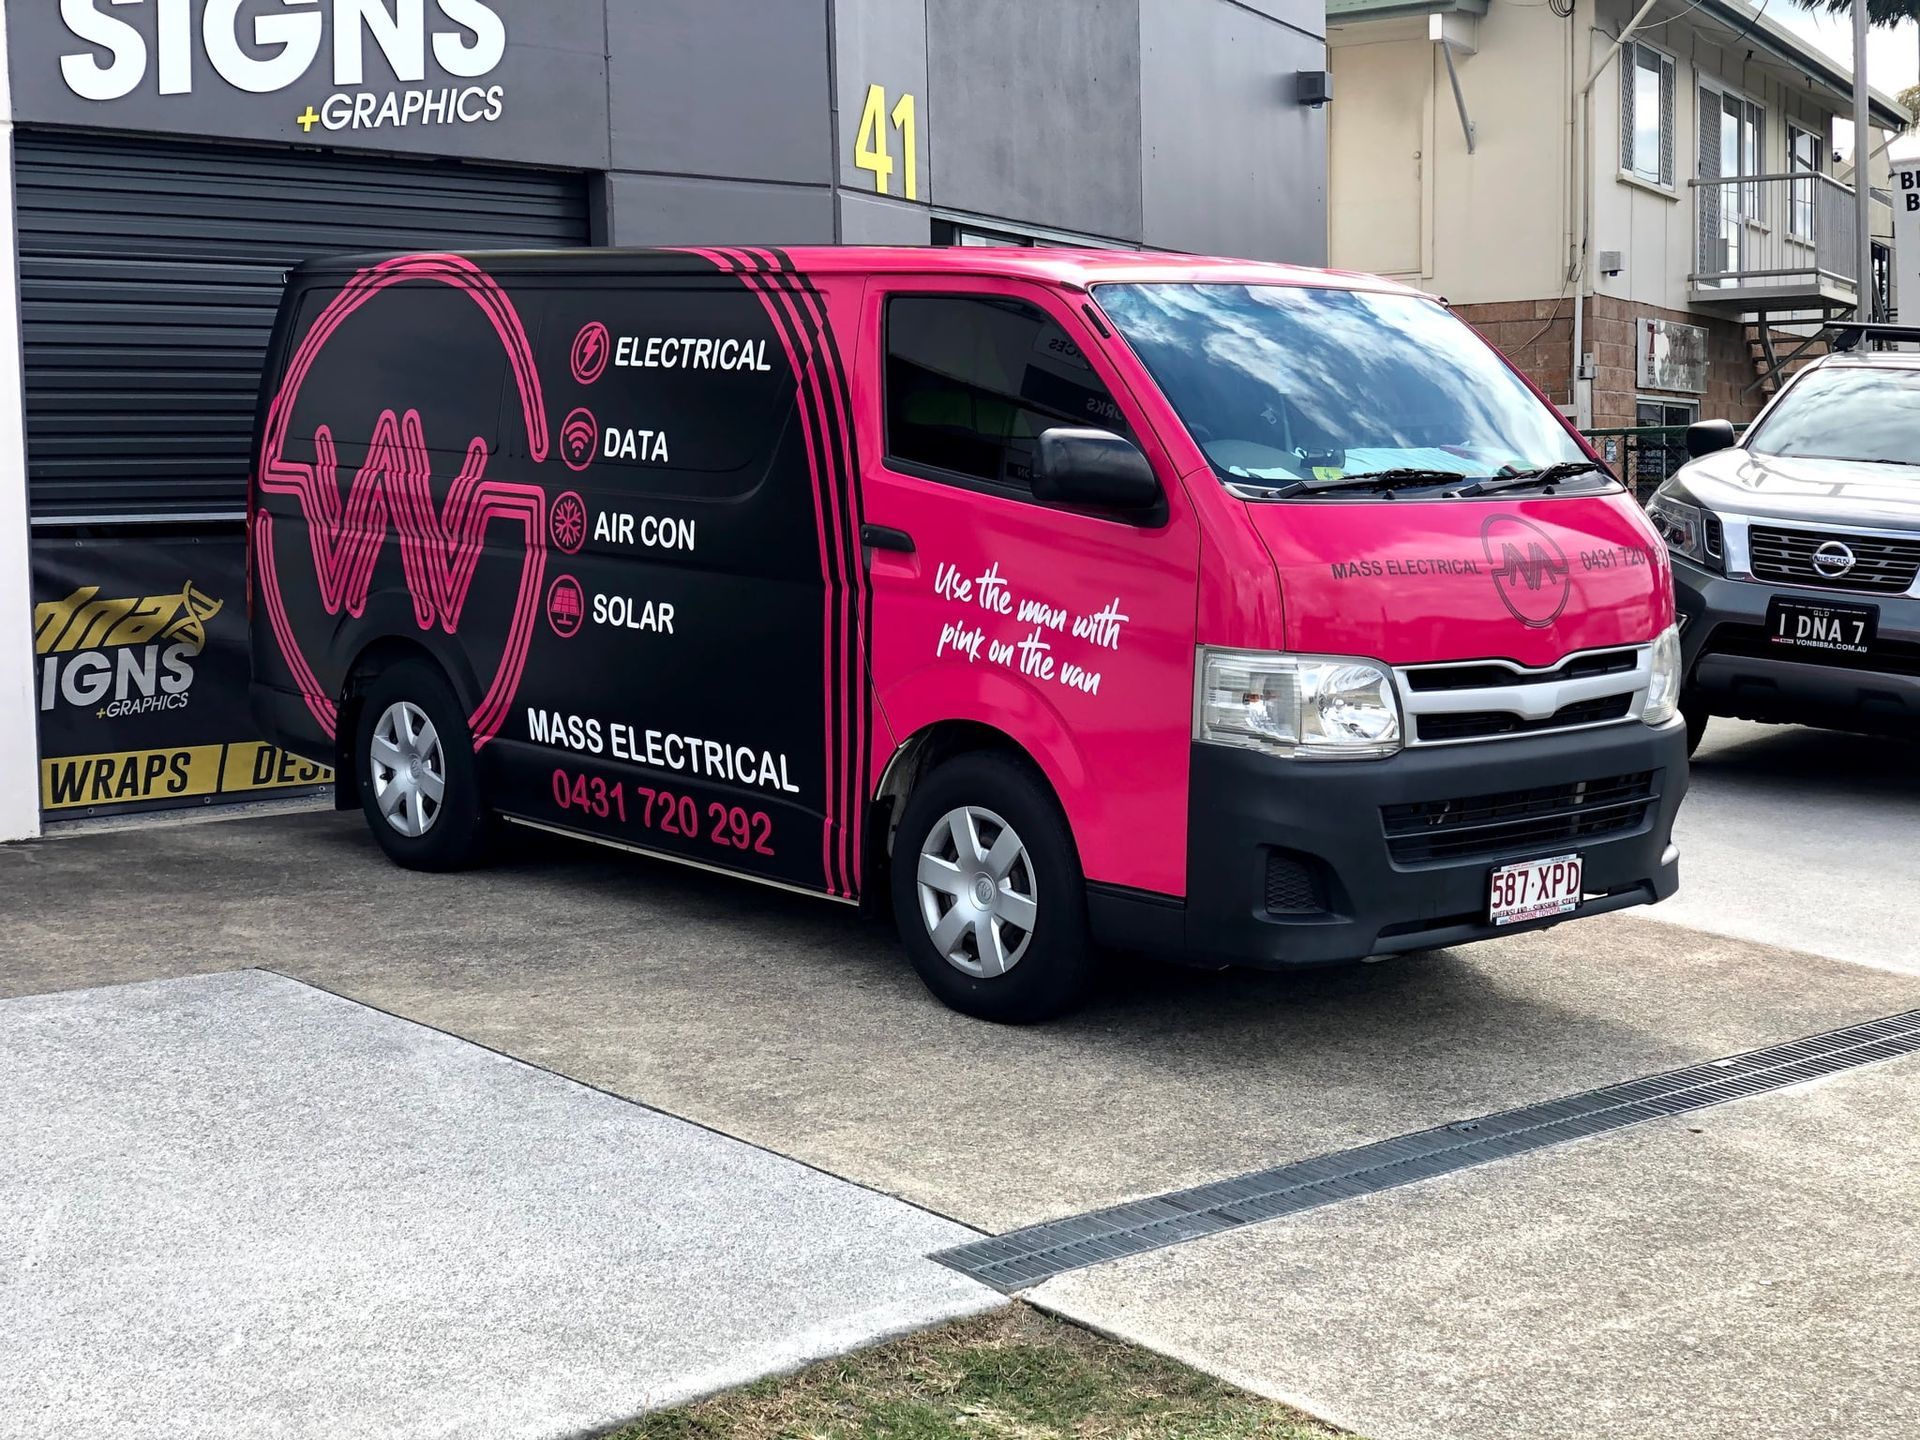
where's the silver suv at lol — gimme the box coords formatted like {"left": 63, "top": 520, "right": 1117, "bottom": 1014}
{"left": 1650, "top": 326, "right": 1920, "bottom": 752}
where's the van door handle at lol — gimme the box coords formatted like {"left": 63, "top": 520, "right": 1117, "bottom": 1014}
{"left": 861, "top": 524, "right": 915, "bottom": 554}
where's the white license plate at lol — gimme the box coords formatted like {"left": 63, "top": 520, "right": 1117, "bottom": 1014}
{"left": 1488, "top": 853, "right": 1584, "bottom": 927}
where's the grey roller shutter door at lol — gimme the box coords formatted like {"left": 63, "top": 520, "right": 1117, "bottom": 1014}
{"left": 16, "top": 131, "right": 592, "bottom": 522}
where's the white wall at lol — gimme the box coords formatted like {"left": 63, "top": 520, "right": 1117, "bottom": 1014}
{"left": 1586, "top": 0, "right": 1850, "bottom": 316}
{"left": 0, "top": 0, "right": 39, "bottom": 844}
{"left": 1329, "top": 5, "right": 1574, "bottom": 304}
{"left": 1329, "top": 0, "right": 1858, "bottom": 316}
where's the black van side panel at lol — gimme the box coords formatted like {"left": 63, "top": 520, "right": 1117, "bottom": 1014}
{"left": 248, "top": 248, "right": 870, "bottom": 900}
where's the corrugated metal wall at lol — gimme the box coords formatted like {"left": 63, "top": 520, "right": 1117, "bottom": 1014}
{"left": 16, "top": 132, "right": 591, "bottom": 522}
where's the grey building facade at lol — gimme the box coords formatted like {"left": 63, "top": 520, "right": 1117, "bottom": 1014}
{"left": 0, "top": 0, "right": 1328, "bottom": 839}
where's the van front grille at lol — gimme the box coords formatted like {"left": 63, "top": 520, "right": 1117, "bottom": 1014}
{"left": 1381, "top": 771, "right": 1658, "bottom": 865}
{"left": 1395, "top": 645, "right": 1648, "bottom": 747}
{"left": 1415, "top": 694, "right": 1633, "bottom": 743}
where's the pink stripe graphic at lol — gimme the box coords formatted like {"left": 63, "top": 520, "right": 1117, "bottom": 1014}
{"left": 750, "top": 249, "right": 868, "bottom": 904}
{"left": 254, "top": 254, "right": 549, "bottom": 749}
{"left": 747, "top": 256, "right": 858, "bottom": 897}
{"left": 690, "top": 246, "right": 851, "bottom": 897}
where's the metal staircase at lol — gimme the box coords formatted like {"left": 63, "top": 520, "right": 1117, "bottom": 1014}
{"left": 1742, "top": 310, "right": 1847, "bottom": 397}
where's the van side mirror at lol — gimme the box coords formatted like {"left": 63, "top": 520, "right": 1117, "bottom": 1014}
{"left": 1685, "top": 419, "right": 1737, "bottom": 459}
{"left": 1032, "top": 428, "right": 1161, "bottom": 512}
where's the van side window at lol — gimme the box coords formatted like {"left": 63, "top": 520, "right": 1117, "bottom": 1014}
{"left": 885, "top": 296, "right": 1132, "bottom": 492}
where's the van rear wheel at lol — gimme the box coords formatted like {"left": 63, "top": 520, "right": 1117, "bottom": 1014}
{"left": 891, "top": 753, "right": 1095, "bottom": 1023}
{"left": 354, "top": 660, "right": 491, "bottom": 872}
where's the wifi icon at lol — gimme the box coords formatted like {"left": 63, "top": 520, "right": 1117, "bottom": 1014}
{"left": 561, "top": 408, "right": 598, "bottom": 473}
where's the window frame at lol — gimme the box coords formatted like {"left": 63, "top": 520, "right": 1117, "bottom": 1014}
{"left": 1621, "top": 41, "right": 1678, "bottom": 189}
{"left": 1635, "top": 396, "right": 1699, "bottom": 429}
{"left": 876, "top": 285, "right": 1165, "bottom": 523}
{"left": 1786, "top": 119, "right": 1825, "bottom": 243}
{"left": 1699, "top": 77, "right": 1769, "bottom": 225}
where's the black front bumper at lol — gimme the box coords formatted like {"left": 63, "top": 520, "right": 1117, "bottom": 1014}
{"left": 1090, "top": 722, "right": 1687, "bottom": 969}
{"left": 1674, "top": 557, "right": 1920, "bottom": 737}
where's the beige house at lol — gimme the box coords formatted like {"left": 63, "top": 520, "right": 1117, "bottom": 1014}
{"left": 1328, "top": 0, "right": 1909, "bottom": 433}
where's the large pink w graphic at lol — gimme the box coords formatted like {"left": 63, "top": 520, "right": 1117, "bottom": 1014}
{"left": 254, "top": 255, "right": 550, "bottom": 749}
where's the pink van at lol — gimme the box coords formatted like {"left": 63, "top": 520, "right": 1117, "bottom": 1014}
{"left": 249, "top": 246, "right": 1686, "bottom": 1020}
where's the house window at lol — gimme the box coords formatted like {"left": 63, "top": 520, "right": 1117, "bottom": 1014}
{"left": 1636, "top": 398, "right": 1699, "bottom": 485}
{"left": 1788, "top": 122, "right": 1825, "bottom": 241}
{"left": 1621, "top": 43, "right": 1676, "bottom": 186}
{"left": 1701, "top": 85, "right": 1766, "bottom": 222}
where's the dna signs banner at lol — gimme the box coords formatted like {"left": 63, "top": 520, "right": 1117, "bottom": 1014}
{"left": 31, "top": 532, "right": 332, "bottom": 817}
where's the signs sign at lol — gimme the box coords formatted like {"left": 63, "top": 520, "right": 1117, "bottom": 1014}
{"left": 1636, "top": 316, "right": 1709, "bottom": 394}
{"left": 1895, "top": 163, "right": 1920, "bottom": 326}
{"left": 32, "top": 534, "right": 331, "bottom": 817}
{"left": 13, "top": 1, "right": 610, "bottom": 167}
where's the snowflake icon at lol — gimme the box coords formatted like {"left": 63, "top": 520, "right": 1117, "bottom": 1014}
{"left": 551, "top": 491, "right": 588, "bottom": 554}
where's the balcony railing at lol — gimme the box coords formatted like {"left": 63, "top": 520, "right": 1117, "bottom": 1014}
{"left": 1689, "top": 172, "right": 1858, "bottom": 312}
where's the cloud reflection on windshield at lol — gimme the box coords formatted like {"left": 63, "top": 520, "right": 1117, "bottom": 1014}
{"left": 1096, "top": 284, "right": 1584, "bottom": 482}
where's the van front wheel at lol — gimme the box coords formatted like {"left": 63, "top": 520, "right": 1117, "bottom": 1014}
{"left": 354, "top": 660, "right": 491, "bottom": 872}
{"left": 891, "top": 753, "right": 1095, "bottom": 1023}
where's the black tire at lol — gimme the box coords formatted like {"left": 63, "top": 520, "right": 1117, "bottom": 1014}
{"left": 1682, "top": 695, "right": 1710, "bottom": 757}
{"left": 353, "top": 660, "right": 491, "bottom": 872}
{"left": 890, "top": 751, "right": 1095, "bottom": 1023}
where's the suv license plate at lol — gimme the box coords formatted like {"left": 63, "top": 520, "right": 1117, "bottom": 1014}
{"left": 1767, "top": 596, "right": 1877, "bottom": 656}
{"left": 1489, "top": 853, "right": 1584, "bottom": 927}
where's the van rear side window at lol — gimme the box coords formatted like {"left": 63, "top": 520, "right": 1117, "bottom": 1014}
{"left": 885, "top": 296, "right": 1131, "bottom": 493}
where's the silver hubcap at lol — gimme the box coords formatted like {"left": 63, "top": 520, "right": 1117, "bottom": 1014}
{"left": 916, "top": 805, "right": 1038, "bottom": 978}
{"left": 369, "top": 701, "right": 445, "bottom": 839}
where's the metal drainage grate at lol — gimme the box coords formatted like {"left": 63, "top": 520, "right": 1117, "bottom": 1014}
{"left": 934, "top": 1009, "right": 1920, "bottom": 1292}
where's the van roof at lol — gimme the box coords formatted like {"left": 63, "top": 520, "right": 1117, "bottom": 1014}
{"left": 291, "top": 244, "right": 1423, "bottom": 297}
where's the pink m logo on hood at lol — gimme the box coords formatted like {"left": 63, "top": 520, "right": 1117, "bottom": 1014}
{"left": 253, "top": 254, "right": 550, "bottom": 749}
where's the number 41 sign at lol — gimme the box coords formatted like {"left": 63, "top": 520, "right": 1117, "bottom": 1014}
{"left": 1896, "top": 164, "right": 1920, "bottom": 326}
{"left": 854, "top": 83, "right": 921, "bottom": 202}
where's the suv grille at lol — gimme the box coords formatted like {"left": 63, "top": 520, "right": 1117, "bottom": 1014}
{"left": 1749, "top": 526, "right": 1920, "bottom": 595}
{"left": 1381, "top": 771, "right": 1658, "bottom": 865}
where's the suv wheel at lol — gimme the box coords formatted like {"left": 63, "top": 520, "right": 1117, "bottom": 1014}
{"left": 1682, "top": 696, "right": 1711, "bottom": 757}
{"left": 890, "top": 752, "right": 1095, "bottom": 1023}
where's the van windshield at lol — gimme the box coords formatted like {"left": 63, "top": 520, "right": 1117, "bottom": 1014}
{"left": 1095, "top": 283, "right": 1595, "bottom": 495}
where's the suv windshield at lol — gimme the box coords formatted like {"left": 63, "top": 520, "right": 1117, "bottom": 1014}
{"left": 1094, "top": 283, "right": 1596, "bottom": 494}
{"left": 1743, "top": 365, "right": 1920, "bottom": 467}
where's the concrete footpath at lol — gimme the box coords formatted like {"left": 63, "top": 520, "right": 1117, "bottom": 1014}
{"left": 0, "top": 970, "right": 999, "bottom": 1440}
{"left": 1036, "top": 1053, "right": 1920, "bottom": 1440}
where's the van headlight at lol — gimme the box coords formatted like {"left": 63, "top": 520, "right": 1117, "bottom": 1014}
{"left": 1643, "top": 625, "right": 1682, "bottom": 727}
{"left": 1197, "top": 649, "right": 1402, "bottom": 759}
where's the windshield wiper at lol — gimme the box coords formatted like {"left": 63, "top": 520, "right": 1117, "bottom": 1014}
{"left": 1445, "top": 462, "right": 1611, "bottom": 496}
{"left": 1270, "top": 468, "right": 1477, "bottom": 498}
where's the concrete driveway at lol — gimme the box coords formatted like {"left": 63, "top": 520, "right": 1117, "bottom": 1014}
{"left": 2, "top": 721, "right": 1917, "bottom": 1438}
{"left": 1648, "top": 719, "right": 1920, "bottom": 973}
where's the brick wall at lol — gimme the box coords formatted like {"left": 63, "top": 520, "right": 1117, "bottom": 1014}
{"left": 1452, "top": 299, "right": 1576, "bottom": 411}
{"left": 1454, "top": 294, "right": 1767, "bottom": 431}
{"left": 1585, "top": 295, "right": 1764, "bottom": 430}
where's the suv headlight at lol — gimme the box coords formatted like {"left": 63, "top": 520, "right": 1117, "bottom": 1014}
{"left": 1643, "top": 625, "right": 1682, "bottom": 727}
{"left": 1197, "top": 649, "right": 1402, "bottom": 759}
{"left": 1648, "top": 493, "right": 1706, "bottom": 563}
